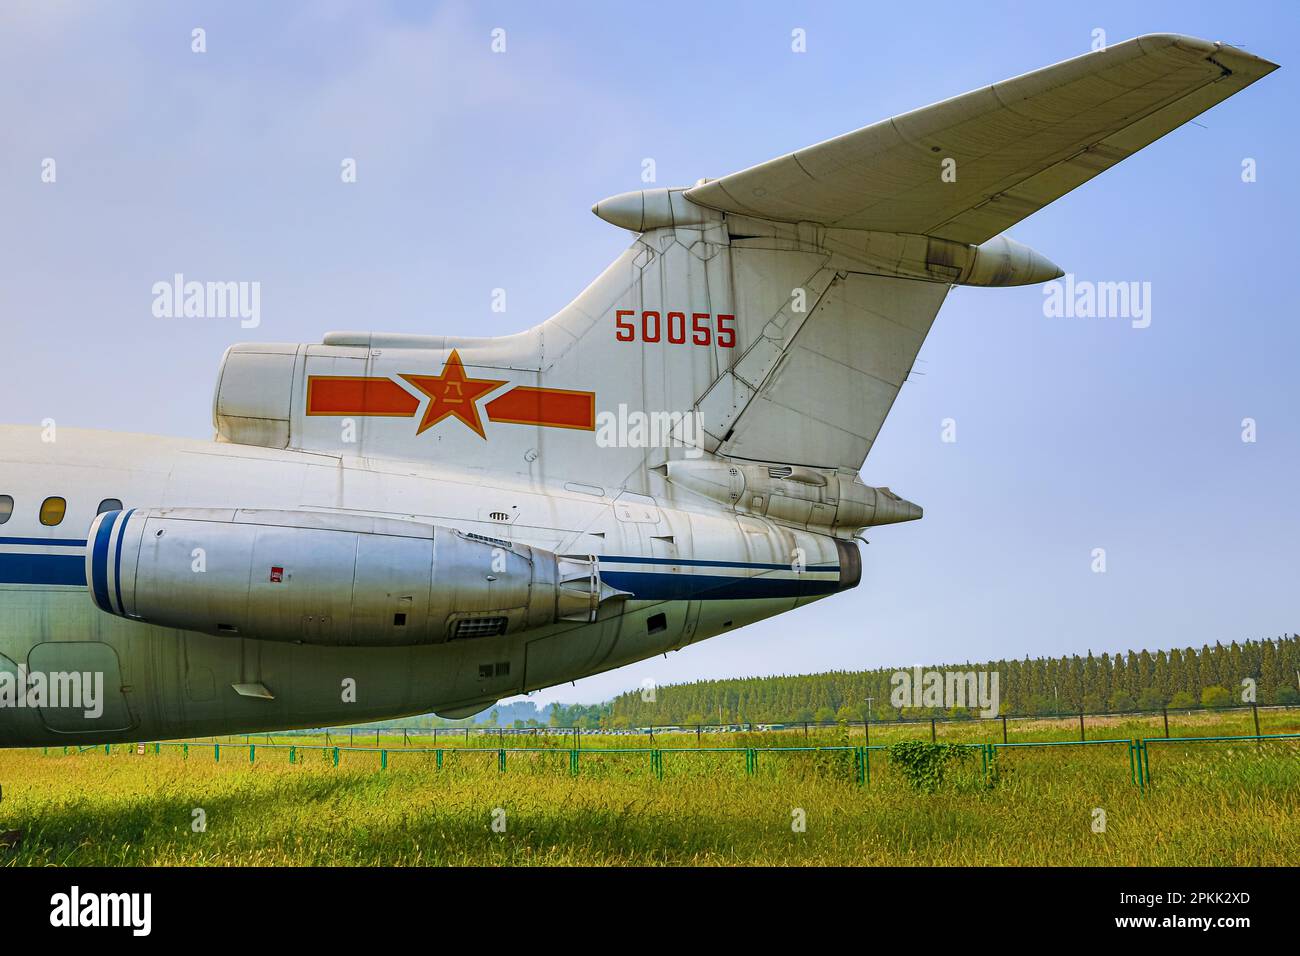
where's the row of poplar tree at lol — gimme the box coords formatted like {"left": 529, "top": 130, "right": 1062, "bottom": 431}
{"left": 583, "top": 635, "right": 1300, "bottom": 727}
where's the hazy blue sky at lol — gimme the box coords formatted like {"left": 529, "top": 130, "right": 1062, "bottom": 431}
{"left": 2, "top": 1, "right": 1295, "bottom": 707}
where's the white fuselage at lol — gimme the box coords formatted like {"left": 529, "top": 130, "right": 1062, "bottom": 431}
{"left": 0, "top": 425, "right": 850, "bottom": 745}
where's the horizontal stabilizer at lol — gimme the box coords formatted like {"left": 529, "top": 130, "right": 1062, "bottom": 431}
{"left": 686, "top": 34, "right": 1278, "bottom": 243}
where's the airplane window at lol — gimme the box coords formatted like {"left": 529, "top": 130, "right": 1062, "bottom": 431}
{"left": 96, "top": 498, "right": 124, "bottom": 515}
{"left": 0, "top": 495, "right": 12, "bottom": 524}
{"left": 39, "top": 496, "right": 67, "bottom": 527}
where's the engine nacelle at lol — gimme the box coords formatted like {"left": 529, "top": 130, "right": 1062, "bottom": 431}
{"left": 86, "top": 508, "right": 627, "bottom": 646}
{"left": 663, "top": 460, "right": 921, "bottom": 536}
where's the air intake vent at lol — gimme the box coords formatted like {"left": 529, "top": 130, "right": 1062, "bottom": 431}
{"left": 451, "top": 617, "right": 509, "bottom": 640}
{"left": 464, "top": 532, "right": 511, "bottom": 549}
{"left": 767, "top": 466, "right": 793, "bottom": 479}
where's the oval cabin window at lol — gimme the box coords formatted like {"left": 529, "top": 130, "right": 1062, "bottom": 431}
{"left": 0, "top": 495, "right": 13, "bottom": 524}
{"left": 96, "top": 498, "right": 124, "bottom": 515}
{"left": 39, "top": 496, "right": 67, "bottom": 527}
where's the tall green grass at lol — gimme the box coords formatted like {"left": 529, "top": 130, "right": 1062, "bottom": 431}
{"left": 2, "top": 721, "right": 1296, "bottom": 865}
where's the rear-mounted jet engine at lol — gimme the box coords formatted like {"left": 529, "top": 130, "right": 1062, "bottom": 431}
{"left": 86, "top": 508, "right": 627, "bottom": 646}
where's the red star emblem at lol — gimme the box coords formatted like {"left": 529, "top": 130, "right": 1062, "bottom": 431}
{"left": 400, "top": 350, "right": 507, "bottom": 439}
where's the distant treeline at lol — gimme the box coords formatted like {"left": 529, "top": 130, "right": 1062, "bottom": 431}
{"left": 339, "top": 635, "right": 1299, "bottom": 731}
{"left": 592, "top": 635, "right": 1300, "bottom": 728}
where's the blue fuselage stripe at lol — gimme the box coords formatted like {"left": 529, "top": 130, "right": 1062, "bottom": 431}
{"left": 601, "top": 570, "right": 839, "bottom": 601}
{"left": 0, "top": 536, "right": 88, "bottom": 548}
{"left": 0, "top": 537, "right": 843, "bottom": 601}
{"left": 0, "top": 553, "right": 87, "bottom": 586}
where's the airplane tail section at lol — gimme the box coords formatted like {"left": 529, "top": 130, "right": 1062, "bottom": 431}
{"left": 212, "top": 34, "right": 1275, "bottom": 497}
{"left": 214, "top": 207, "right": 962, "bottom": 487}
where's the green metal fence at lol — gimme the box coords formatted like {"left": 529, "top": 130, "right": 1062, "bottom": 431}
{"left": 169, "top": 702, "right": 1299, "bottom": 752}
{"left": 41, "top": 731, "right": 1300, "bottom": 790}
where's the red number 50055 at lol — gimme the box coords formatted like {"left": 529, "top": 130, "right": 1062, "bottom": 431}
{"left": 614, "top": 310, "right": 736, "bottom": 348}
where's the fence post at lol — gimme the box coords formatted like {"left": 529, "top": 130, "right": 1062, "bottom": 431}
{"left": 930, "top": 718, "right": 936, "bottom": 742}
{"left": 436, "top": 749, "right": 443, "bottom": 771}
{"left": 498, "top": 749, "right": 506, "bottom": 773}
{"left": 289, "top": 746, "right": 295, "bottom": 765}
{"left": 333, "top": 746, "right": 339, "bottom": 767}
{"left": 249, "top": 744, "right": 255, "bottom": 764}
{"left": 183, "top": 744, "right": 188, "bottom": 759}
{"left": 381, "top": 749, "right": 387, "bottom": 771}
{"left": 1079, "top": 712, "right": 1085, "bottom": 742}
{"left": 569, "top": 749, "right": 579, "bottom": 776}
{"left": 1002, "top": 715, "right": 1008, "bottom": 744}
{"left": 697, "top": 724, "right": 701, "bottom": 748}
{"left": 214, "top": 743, "right": 220, "bottom": 762}
{"left": 1253, "top": 703, "right": 1261, "bottom": 742}
{"left": 1163, "top": 708, "right": 1169, "bottom": 738}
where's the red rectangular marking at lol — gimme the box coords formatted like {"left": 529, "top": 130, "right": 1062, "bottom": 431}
{"left": 486, "top": 386, "right": 596, "bottom": 431}
{"left": 306, "top": 376, "right": 419, "bottom": 417}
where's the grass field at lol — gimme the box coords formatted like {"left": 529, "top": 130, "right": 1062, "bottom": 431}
{"left": 2, "top": 710, "right": 1297, "bottom": 866}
